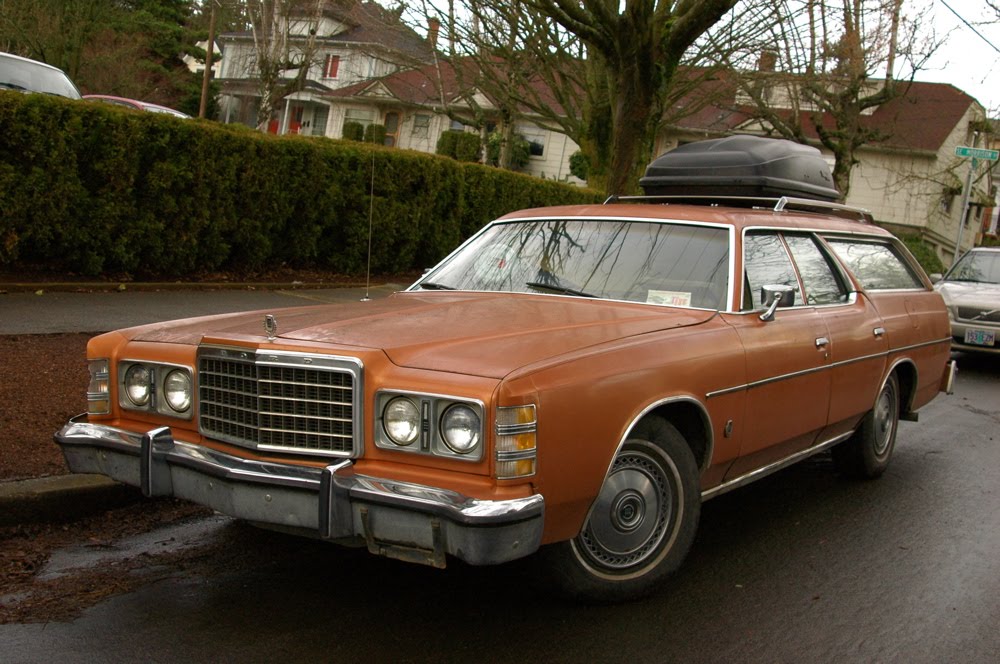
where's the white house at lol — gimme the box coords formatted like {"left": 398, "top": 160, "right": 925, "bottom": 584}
{"left": 214, "top": 1, "right": 993, "bottom": 258}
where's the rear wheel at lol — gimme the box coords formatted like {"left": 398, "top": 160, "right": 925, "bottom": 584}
{"left": 541, "top": 417, "right": 700, "bottom": 602}
{"left": 833, "top": 373, "right": 900, "bottom": 479}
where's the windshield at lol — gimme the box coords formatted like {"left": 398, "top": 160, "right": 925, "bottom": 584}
{"left": 417, "top": 218, "right": 731, "bottom": 309}
{"left": 946, "top": 251, "right": 1000, "bottom": 285}
{"left": 0, "top": 55, "right": 81, "bottom": 99}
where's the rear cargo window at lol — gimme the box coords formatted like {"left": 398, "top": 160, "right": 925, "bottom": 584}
{"left": 827, "top": 239, "right": 923, "bottom": 290}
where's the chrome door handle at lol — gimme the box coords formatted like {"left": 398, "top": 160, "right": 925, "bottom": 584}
{"left": 815, "top": 337, "right": 829, "bottom": 348}
{"left": 873, "top": 327, "right": 886, "bottom": 337}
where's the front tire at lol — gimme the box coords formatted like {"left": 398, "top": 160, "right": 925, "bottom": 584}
{"left": 833, "top": 373, "right": 900, "bottom": 479}
{"left": 541, "top": 417, "right": 700, "bottom": 602}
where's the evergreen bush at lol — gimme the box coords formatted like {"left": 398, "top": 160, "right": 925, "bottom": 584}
{"left": 0, "top": 92, "right": 600, "bottom": 278}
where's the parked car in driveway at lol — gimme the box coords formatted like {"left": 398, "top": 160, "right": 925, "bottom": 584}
{"left": 0, "top": 51, "right": 80, "bottom": 99}
{"left": 55, "top": 136, "right": 954, "bottom": 601}
{"left": 83, "top": 94, "right": 191, "bottom": 118}
{"left": 934, "top": 247, "right": 1000, "bottom": 354}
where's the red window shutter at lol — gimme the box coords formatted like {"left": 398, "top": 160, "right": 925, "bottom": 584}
{"left": 325, "top": 55, "right": 340, "bottom": 78}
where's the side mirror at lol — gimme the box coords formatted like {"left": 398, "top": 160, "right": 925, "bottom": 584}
{"left": 929, "top": 273, "right": 942, "bottom": 283}
{"left": 759, "top": 284, "right": 796, "bottom": 322}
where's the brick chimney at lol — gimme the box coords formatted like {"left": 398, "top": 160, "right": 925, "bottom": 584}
{"left": 428, "top": 17, "right": 440, "bottom": 49}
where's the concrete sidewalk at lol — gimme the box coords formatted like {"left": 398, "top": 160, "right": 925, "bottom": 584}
{"left": 1, "top": 280, "right": 407, "bottom": 524}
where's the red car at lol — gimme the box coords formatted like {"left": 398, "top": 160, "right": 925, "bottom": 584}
{"left": 83, "top": 94, "right": 191, "bottom": 119}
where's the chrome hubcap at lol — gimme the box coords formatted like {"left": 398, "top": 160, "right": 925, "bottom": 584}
{"left": 578, "top": 447, "right": 676, "bottom": 571}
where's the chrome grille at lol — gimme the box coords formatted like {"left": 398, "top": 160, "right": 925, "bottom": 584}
{"left": 957, "top": 307, "right": 1000, "bottom": 324}
{"left": 198, "top": 347, "right": 363, "bottom": 457}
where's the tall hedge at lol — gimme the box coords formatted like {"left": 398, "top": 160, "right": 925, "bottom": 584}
{"left": 0, "top": 93, "right": 600, "bottom": 277}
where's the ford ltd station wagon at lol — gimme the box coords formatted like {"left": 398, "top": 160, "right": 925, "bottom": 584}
{"left": 56, "top": 137, "right": 955, "bottom": 601}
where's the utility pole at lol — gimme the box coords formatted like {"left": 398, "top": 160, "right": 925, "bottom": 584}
{"left": 199, "top": 1, "right": 219, "bottom": 119}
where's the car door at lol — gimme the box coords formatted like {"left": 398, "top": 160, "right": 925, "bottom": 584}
{"left": 784, "top": 234, "right": 889, "bottom": 440}
{"left": 721, "top": 231, "right": 832, "bottom": 479}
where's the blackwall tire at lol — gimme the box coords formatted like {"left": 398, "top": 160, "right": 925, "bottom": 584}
{"left": 541, "top": 417, "right": 700, "bottom": 602}
{"left": 833, "top": 372, "right": 900, "bottom": 480}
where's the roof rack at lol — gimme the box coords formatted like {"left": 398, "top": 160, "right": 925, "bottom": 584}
{"left": 603, "top": 195, "right": 874, "bottom": 224}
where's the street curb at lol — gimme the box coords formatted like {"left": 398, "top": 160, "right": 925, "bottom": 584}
{"left": 0, "top": 281, "right": 371, "bottom": 294}
{"left": 0, "top": 475, "right": 142, "bottom": 527}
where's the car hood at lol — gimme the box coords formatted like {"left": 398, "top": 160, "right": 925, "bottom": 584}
{"left": 127, "top": 291, "right": 716, "bottom": 378}
{"left": 935, "top": 281, "right": 1000, "bottom": 307}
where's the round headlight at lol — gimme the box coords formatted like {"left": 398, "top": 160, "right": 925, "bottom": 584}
{"left": 383, "top": 397, "right": 420, "bottom": 446}
{"left": 163, "top": 369, "right": 192, "bottom": 412}
{"left": 441, "top": 404, "right": 481, "bottom": 454}
{"left": 124, "top": 364, "right": 152, "bottom": 406}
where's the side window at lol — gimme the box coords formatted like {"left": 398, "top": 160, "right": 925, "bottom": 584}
{"left": 743, "top": 233, "right": 803, "bottom": 309}
{"left": 827, "top": 239, "right": 923, "bottom": 290}
{"left": 784, "top": 235, "right": 848, "bottom": 305}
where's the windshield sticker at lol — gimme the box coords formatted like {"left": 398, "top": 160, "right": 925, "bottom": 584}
{"left": 647, "top": 290, "right": 692, "bottom": 306}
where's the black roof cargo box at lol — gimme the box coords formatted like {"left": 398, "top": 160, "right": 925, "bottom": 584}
{"left": 639, "top": 135, "right": 840, "bottom": 202}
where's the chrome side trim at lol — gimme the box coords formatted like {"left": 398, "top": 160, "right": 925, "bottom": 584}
{"left": 701, "top": 430, "right": 855, "bottom": 501}
{"left": 604, "top": 396, "right": 715, "bottom": 478}
{"left": 706, "top": 337, "right": 950, "bottom": 399}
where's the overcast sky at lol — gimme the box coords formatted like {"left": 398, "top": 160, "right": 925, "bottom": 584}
{"left": 912, "top": 0, "right": 999, "bottom": 113}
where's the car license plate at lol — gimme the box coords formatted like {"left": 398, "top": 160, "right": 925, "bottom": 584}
{"left": 964, "top": 329, "right": 996, "bottom": 346}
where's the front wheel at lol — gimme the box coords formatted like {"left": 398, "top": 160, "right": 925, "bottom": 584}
{"left": 833, "top": 373, "right": 900, "bottom": 479}
{"left": 540, "top": 417, "right": 700, "bottom": 602}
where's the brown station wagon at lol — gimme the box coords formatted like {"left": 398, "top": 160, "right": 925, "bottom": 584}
{"left": 56, "top": 137, "right": 955, "bottom": 601}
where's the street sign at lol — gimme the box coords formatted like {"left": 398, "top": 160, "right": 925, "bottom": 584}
{"left": 955, "top": 146, "right": 999, "bottom": 161}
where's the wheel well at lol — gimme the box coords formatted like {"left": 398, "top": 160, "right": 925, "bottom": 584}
{"left": 893, "top": 361, "right": 918, "bottom": 414}
{"left": 642, "top": 401, "right": 710, "bottom": 472}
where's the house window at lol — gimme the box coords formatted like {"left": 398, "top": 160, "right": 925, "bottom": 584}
{"left": 519, "top": 127, "right": 546, "bottom": 157}
{"left": 413, "top": 114, "right": 431, "bottom": 139}
{"left": 324, "top": 54, "right": 341, "bottom": 79}
{"left": 344, "top": 108, "right": 375, "bottom": 128}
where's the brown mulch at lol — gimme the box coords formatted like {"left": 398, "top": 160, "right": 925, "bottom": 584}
{"left": 0, "top": 333, "right": 89, "bottom": 481}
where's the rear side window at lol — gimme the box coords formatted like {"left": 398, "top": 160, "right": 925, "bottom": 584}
{"left": 827, "top": 239, "right": 923, "bottom": 290}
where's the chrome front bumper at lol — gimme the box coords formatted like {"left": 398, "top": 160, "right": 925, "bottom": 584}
{"left": 55, "top": 416, "right": 544, "bottom": 567}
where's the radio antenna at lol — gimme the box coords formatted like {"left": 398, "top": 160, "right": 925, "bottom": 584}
{"left": 361, "top": 141, "right": 375, "bottom": 302}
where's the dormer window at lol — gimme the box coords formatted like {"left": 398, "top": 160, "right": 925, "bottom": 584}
{"left": 324, "top": 54, "right": 341, "bottom": 79}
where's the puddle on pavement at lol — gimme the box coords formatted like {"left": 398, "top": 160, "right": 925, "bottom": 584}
{"left": 37, "top": 514, "right": 233, "bottom": 581}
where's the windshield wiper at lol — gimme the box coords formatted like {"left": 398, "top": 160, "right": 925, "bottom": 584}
{"left": 525, "top": 280, "right": 597, "bottom": 298}
{"left": 417, "top": 281, "right": 456, "bottom": 290}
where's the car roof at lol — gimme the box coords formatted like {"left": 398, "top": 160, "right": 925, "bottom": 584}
{"left": 83, "top": 94, "right": 190, "bottom": 117}
{"left": 499, "top": 201, "right": 893, "bottom": 238}
{"left": 0, "top": 51, "right": 67, "bottom": 73}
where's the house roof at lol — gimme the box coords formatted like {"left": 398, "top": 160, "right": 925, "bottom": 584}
{"left": 324, "top": 55, "right": 978, "bottom": 156}
{"left": 671, "top": 73, "right": 977, "bottom": 154}
{"left": 324, "top": 58, "right": 570, "bottom": 116}
{"left": 319, "top": 1, "right": 431, "bottom": 61}
{"left": 219, "top": 1, "right": 431, "bottom": 62}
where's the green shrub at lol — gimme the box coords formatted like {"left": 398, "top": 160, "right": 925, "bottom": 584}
{"left": 342, "top": 121, "right": 364, "bottom": 141}
{"left": 436, "top": 129, "right": 481, "bottom": 163}
{"left": 364, "top": 123, "right": 386, "bottom": 145}
{"left": 569, "top": 150, "right": 589, "bottom": 180}
{"left": 486, "top": 132, "right": 530, "bottom": 170}
{"left": 899, "top": 234, "right": 945, "bottom": 276}
{"left": 0, "top": 92, "right": 600, "bottom": 278}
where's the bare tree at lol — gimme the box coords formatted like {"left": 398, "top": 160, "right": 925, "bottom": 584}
{"left": 239, "top": 0, "right": 324, "bottom": 130}
{"left": 714, "top": 0, "right": 938, "bottom": 197}
{"left": 409, "top": 1, "right": 743, "bottom": 194}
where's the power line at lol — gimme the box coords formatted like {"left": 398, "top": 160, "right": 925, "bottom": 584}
{"left": 939, "top": 0, "right": 1000, "bottom": 56}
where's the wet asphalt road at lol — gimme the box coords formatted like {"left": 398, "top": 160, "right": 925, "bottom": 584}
{"left": 2, "top": 289, "right": 999, "bottom": 662}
